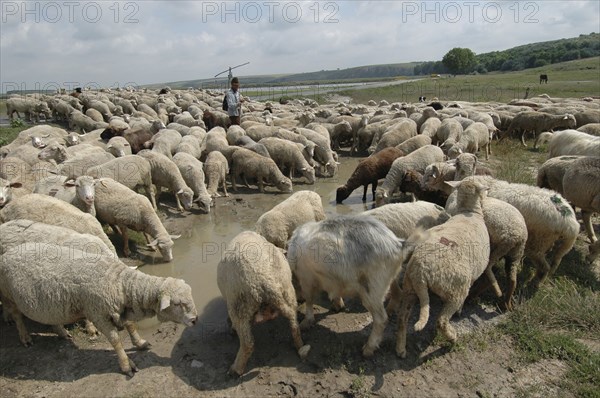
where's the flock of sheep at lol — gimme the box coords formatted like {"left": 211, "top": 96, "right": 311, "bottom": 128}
{"left": 0, "top": 86, "right": 599, "bottom": 378}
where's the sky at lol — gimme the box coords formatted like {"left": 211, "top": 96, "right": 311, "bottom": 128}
{"left": 1, "top": 0, "right": 598, "bottom": 91}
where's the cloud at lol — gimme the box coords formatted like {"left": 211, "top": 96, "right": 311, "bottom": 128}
{"left": 1, "top": 0, "right": 598, "bottom": 90}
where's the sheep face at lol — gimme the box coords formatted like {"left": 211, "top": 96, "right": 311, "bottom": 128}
{"left": 0, "top": 180, "right": 22, "bottom": 207}
{"left": 336, "top": 185, "right": 350, "bottom": 203}
{"left": 177, "top": 188, "right": 194, "bottom": 211}
{"left": 195, "top": 194, "right": 212, "bottom": 214}
{"left": 276, "top": 177, "right": 293, "bottom": 193}
{"left": 65, "top": 133, "right": 81, "bottom": 146}
{"left": 37, "top": 144, "right": 65, "bottom": 162}
{"left": 65, "top": 176, "right": 96, "bottom": 206}
{"left": 155, "top": 278, "right": 198, "bottom": 326}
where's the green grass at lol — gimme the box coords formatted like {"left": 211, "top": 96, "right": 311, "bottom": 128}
{"left": 0, "top": 125, "right": 30, "bottom": 146}
{"left": 338, "top": 57, "right": 600, "bottom": 104}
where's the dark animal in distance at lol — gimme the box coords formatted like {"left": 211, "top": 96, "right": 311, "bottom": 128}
{"left": 539, "top": 74, "right": 548, "bottom": 84}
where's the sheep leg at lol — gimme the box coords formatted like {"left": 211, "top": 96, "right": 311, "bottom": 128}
{"left": 3, "top": 298, "right": 33, "bottom": 346}
{"left": 582, "top": 210, "right": 597, "bottom": 243}
{"left": 372, "top": 180, "right": 378, "bottom": 201}
{"left": 145, "top": 185, "right": 157, "bottom": 210}
{"left": 520, "top": 131, "right": 528, "bottom": 147}
{"left": 96, "top": 321, "right": 138, "bottom": 377}
{"left": 279, "top": 304, "right": 310, "bottom": 360}
{"left": 385, "top": 278, "right": 402, "bottom": 317}
{"left": 231, "top": 168, "right": 239, "bottom": 192}
{"left": 229, "top": 316, "right": 254, "bottom": 377}
{"left": 221, "top": 177, "right": 229, "bottom": 197}
{"left": 53, "top": 325, "right": 73, "bottom": 340}
{"left": 361, "top": 298, "right": 388, "bottom": 358}
{"left": 299, "top": 285, "right": 317, "bottom": 330}
{"left": 84, "top": 319, "right": 99, "bottom": 336}
{"left": 413, "top": 280, "right": 430, "bottom": 332}
{"left": 485, "top": 263, "right": 503, "bottom": 298}
{"left": 121, "top": 225, "right": 131, "bottom": 257}
{"left": 125, "top": 322, "right": 150, "bottom": 350}
{"left": 257, "top": 178, "right": 264, "bottom": 193}
{"left": 549, "top": 233, "right": 578, "bottom": 276}
{"left": 395, "top": 278, "right": 416, "bottom": 358}
{"left": 436, "top": 295, "right": 465, "bottom": 344}
{"left": 175, "top": 194, "right": 184, "bottom": 213}
{"left": 330, "top": 296, "right": 345, "bottom": 312}
{"left": 504, "top": 257, "right": 519, "bottom": 312}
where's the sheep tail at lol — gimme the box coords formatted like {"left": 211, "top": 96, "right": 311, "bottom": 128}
{"left": 403, "top": 227, "right": 432, "bottom": 331}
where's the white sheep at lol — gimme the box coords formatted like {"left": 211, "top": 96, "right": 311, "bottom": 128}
{"left": 445, "top": 176, "right": 579, "bottom": 282}
{"left": 231, "top": 148, "right": 293, "bottom": 193}
{"left": 361, "top": 201, "right": 449, "bottom": 240}
{"left": 259, "top": 137, "right": 316, "bottom": 184}
{"left": 287, "top": 215, "right": 406, "bottom": 357}
{"left": 447, "top": 122, "right": 491, "bottom": 160}
{"left": 502, "top": 112, "right": 576, "bottom": 147}
{"left": 395, "top": 135, "right": 432, "bottom": 155}
{"left": 534, "top": 129, "right": 600, "bottom": 158}
{"left": 217, "top": 231, "right": 310, "bottom": 376}
{"left": 106, "top": 136, "right": 132, "bottom": 157}
{"left": 93, "top": 178, "right": 180, "bottom": 261}
{"left": 172, "top": 152, "right": 212, "bottom": 213}
{"left": 293, "top": 127, "right": 338, "bottom": 177}
{"left": 375, "top": 145, "right": 445, "bottom": 206}
{"left": 445, "top": 193, "right": 528, "bottom": 311}
{"left": 203, "top": 151, "right": 229, "bottom": 197}
{"left": 37, "top": 143, "right": 115, "bottom": 179}
{"left": 85, "top": 155, "right": 156, "bottom": 210}
{"left": 394, "top": 179, "right": 490, "bottom": 358}
{"left": 0, "top": 178, "right": 25, "bottom": 207}
{"left": 145, "top": 129, "right": 182, "bottom": 159}
{"left": 0, "top": 242, "right": 197, "bottom": 376}
{"left": 437, "top": 118, "right": 463, "bottom": 150}
{"left": 69, "top": 110, "right": 108, "bottom": 133}
{"left": 561, "top": 156, "right": 600, "bottom": 243}
{"left": 577, "top": 123, "right": 600, "bottom": 136}
{"left": 0, "top": 193, "right": 117, "bottom": 255}
{"left": 136, "top": 150, "right": 194, "bottom": 212}
{"left": 175, "top": 135, "right": 203, "bottom": 159}
{"left": 536, "top": 155, "right": 584, "bottom": 194}
{"left": 419, "top": 117, "right": 442, "bottom": 141}
{"left": 33, "top": 175, "right": 96, "bottom": 215}
{"left": 370, "top": 119, "right": 418, "bottom": 155}
{"left": 255, "top": 190, "right": 325, "bottom": 248}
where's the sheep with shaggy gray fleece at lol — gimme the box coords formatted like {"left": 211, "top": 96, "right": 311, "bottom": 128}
{"left": 306, "top": 121, "right": 353, "bottom": 151}
{"left": 293, "top": 127, "right": 338, "bottom": 176}
{"left": 231, "top": 147, "right": 293, "bottom": 193}
{"left": 259, "top": 137, "right": 316, "bottom": 183}
{"left": 217, "top": 231, "right": 310, "bottom": 376}
{"left": 226, "top": 125, "right": 246, "bottom": 145}
{"left": 175, "top": 135, "right": 203, "bottom": 159}
{"left": 172, "top": 152, "right": 212, "bottom": 213}
{"left": 166, "top": 122, "right": 191, "bottom": 136}
{"left": 106, "top": 136, "right": 132, "bottom": 157}
{"left": 0, "top": 242, "right": 197, "bottom": 376}
{"left": 255, "top": 190, "right": 325, "bottom": 248}
{"left": 419, "top": 117, "right": 442, "bottom": 142}
{"left": 85, "top": 155, "right": 156, "bottom": 209}
{"left": 244, "top": 124, "right": 279, "bottom": 141}
{"left": 287, "top": 215, "right": 407, "bottom": 357}
{"left": 536, "top": 155, "right": 584, "bottom": 194}
{"left": 5, "top": 144, "right": 44, "bottom": 166}
{"left": 203, "top": 126, "right": 229, "bottom": 155}
{"left": 0, "top": 193, "right": 116, "bottom": 255}
{"left": 561, "top": 156, "right": 600, "bottom": 243}
{"left": 501, "top": 111, "right": 576, "bottom": 147}
{"left": 534, "top": 129, "right": 600, "bottom": 158}
{"left": 394, "top": 180, "right": 490, "bottom": 358}
{"left": 273, "top": 128, "right": 316, "bottom": 160}
{"left": 203, "top": 151, "right": 229, "bottom": 197}
{"left": 375, "top": 145, "right": 445, "bottom": 206}
{"left": 235, "top": 135, "right": 271, "bottom": 158}
{"left": 136, "top": 150, "right": 194, "bottom": 212}
{"left": 93, "top": 178, "right": 180, "bottom": 261}
{"left": 447, "top": 122, "right": 491, "bottom": 160}
{"left": 37, "top": 143, "right": 115, "bottom": 179}
{"left": 444, "top": 191, "right": 527, "bottom": 311}
{"left": 451, "top": 153, "right": 495, "bottom": 181}
{"left": 33, "top": 175, "right": 96, "bottom": 215}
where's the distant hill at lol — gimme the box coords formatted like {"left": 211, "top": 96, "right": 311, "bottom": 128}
{"left": 142, "top": 62, "right": 419, "bottom": 90}
{"left": 414, "top": 32, "right": 600, "bottom": 75}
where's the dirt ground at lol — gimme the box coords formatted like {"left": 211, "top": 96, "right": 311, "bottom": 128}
{"left": 1, "top": 192, "right": 586, "bottom": 398}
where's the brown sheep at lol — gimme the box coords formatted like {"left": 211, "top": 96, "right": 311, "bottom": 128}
{"left": 202, "top": 110, "right": 230, "bottom": 131}
{"left": 336, "top": 147, "right": 403, "bottom": 203}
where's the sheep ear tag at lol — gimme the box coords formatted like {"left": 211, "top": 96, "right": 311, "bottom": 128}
{"left": 160, "top": 295, "right": 171, "bottom": 311}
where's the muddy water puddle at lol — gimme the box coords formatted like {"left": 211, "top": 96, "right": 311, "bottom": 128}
{"left": 138, "top": 155, "right": 370, "bottom": 330}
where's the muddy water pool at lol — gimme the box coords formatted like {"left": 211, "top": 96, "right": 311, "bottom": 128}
{"left": 138, "top": 155, "right": 371, "bottom": 329}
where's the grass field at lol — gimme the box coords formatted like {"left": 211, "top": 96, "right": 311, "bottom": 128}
{"left": 337, "top": 57, "right": 600, "bottom": 104}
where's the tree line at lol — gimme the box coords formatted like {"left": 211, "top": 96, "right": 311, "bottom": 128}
{"left": 414, "top": 32, "right": 600, "bottom": 76}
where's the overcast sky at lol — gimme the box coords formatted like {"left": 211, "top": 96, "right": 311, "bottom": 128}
{"left": 1, "top": 0, "right": 598, "bottom": 91}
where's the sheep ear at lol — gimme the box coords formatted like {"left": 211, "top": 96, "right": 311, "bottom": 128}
{"left": 106, "top": 144, "right": 113, "bottom": 149}
{"left": 147, "top": 239, "right": 159, "bottom": 248}
{"left": 159, "top": 295, "right": 171, "bottom": 311}
{"left": 300, "top": 167, "right": 307, "bottom": 171}
{"left": 445, "top": 181, "right": 461, "bottom": 189}
{"left": 64, "top": 179, "right": 77, "bottom": 187}
{"left": 170, "top": 234, "right": 181, "bottom": 240}
{"left": 177, "top": 189, "right": 184, "bottom": 194}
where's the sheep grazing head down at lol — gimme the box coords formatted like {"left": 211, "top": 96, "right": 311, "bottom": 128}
{"left": 148, "top": 235, "right": 180, "bottom": 262}
{"left": 155, "top": 277, "right": 198, "bottom": 327}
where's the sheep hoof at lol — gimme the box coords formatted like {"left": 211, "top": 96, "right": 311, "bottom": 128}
{"left": 228, "top": 366, "right": 243, "bottom": 378}
{"left": 362, "top": 345, "right": 375, "bottom": 358}
{"left": 396, "top": 349, "right": 407, "bottom": 359}
{"left": 299, "top": 318, "right": 314, "bottom": 331}
{"left": 298, "top": 344, "right": 311, "bottom": 359}
{"left": 137, "top": 340, "right": 151, "bottom": 350}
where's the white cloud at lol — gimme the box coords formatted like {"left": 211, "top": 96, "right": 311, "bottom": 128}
{"left": 0, "top": 0, "right": 598, "bottom": 90}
